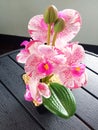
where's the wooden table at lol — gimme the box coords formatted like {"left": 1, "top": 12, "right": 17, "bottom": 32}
{"left": 0, "top": 49, "right": 98, "bottom": 130}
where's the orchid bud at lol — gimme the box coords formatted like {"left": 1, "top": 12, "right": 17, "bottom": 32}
{"left": 44, "top": 5, "right": 58, "bottom": 24}
{"left": 54, "top": 18, "right": 65, "bottom": 33}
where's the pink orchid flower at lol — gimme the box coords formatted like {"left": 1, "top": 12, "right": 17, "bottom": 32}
{"left": 60, "top": 68, "right": 87, "bottom": 89}
{"left": 57, "top": 42, "right": 87, "bottom": 89}
{"left": 25, "top": 44, "right": 66, "bottom": 78}
{"left": 16, "top": 40, "right": 42, "bottom": 63}
{"left": 25, "top": 45, "right": 54, "bottom": 78}
{"left": 28, "top": 9, "right": 81, "bottom": 43}
{"left": 24, "top": 77, "right": 51, "bottom": 106}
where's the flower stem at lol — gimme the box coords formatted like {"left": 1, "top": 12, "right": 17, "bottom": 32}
{"left": 40, "top": 74, "right": 54, "bottom": 84}
{"left": 52, "top": 32, "right": 58, "bottom": 46}
{"left": 47, "top": 24, "right": 51, "bottom": 45}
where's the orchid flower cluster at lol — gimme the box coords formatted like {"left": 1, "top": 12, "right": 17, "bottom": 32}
{"left": 16, "top": 5, "right": 87, "bottom": 119}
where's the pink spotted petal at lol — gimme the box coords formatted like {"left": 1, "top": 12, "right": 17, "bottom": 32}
{"left": 68, "top": 71, "right": 87, "bottom": 89}
{"left": 65, "top": 42, "right": 85, "bottom": 64}
{"left": 53, "top": 54, "right": 66, "bottom": 64}
{"left": 71, "top": 43, "right": 85, "bottom": 63}
{"left": 16, "top": 49, "right": 30, "bottom": 63}
{"left": 26, "top": 40, "right": 38, "bottom": 48}
{"left": 28, "top": 9, "right": 81, "bottom": 43}
{"left": 79, "top": 72, "right": 88, "bottom": 86}
{"left": 29, "top": 78, "right": 39, "bottom": 99}
{"left": 24, "top": 89, "right": 33, "bottom": 101}
{"left": 25, "top": 53, "right": 42, "bottom": 77}
{"left": 38, "top": 45, "right": 54, "bottom": 58}
{"left": 66, "top": 80, "right": 75, "bottom": 89}
{"left": 27, "top": 78, "right": 43, "bottom": 105}
{"left": 55, "top": 38, "right": 68, "bottom": 50}
{"left": 28, "top": 40, "right": 42, "bottom": 54}
{"left": 38, "top": 83, "right": 51, "bottom": 98}
{"left": 28, "top": 15, "right": 48, "bottom": 43}
{"left": 72, "top": 81, "right": 80, "bottom": 89}
{"left": 72, "top": 72, "right": 87, "bottom": 89}
{"left": 58, "top": 9, "right": 82, "bottom": 42}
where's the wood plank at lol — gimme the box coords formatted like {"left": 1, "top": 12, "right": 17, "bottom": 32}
{"left": 0, "top": 55, "right": 90, "bottom": 130}
{"left": 84, "top": 52, "right": 98, "bottom": 73}
{"left": 83, "top": 69, "right": 98, "bottom": 99}
{"left": 73, "top": 88, "right": 98, "bottom": 130}
{"left": 9, "top": 50, "right": 24, "bottom": 68}
{"left": 0, "top": 82, "right": 43, "bottom": 130}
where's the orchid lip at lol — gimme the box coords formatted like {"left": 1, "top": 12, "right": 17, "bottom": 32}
{"left": 38, "top": 61, "right": 53, "bottom": 75}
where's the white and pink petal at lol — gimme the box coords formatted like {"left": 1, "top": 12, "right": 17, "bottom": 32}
{"left": 28, "top": 15, "right": 48, "bottom": 43}
{"left": 24, "top": 88, "right": 33, "bottom": 101}
{"left": 16, "top": 49, "right": 30, "bottom": 64}
{"left": 58, "top": 9, "right": 82, "bottom": 42}
{"left": 38, "top": 83, "right": 51, "bottom": 98}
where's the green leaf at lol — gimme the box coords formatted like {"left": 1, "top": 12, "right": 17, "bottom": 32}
{"left": 43, "top": 83, "right": 76, "bottom": 119}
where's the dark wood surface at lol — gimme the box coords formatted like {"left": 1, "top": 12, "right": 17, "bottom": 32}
{"left": 0, "top": 49, "right": 98, "bottom": 130}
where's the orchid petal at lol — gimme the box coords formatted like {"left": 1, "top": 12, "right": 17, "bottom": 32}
{"left": 58, "top": 9, "right": 82, "bottom": 42}
{"left": 38, "top": 83, "right": 51, "bottom": 98}
{"left": 28, "top": 15, "right": 48, "bottom": 43}
{"left": 28, "top": 9, "right": 81, "bottom": 43}
{"left": 53, "top": 55, "right": 66, "bottom": 64}
{"left": 29, "top": 78, "right": 39, "bottom": 99}
{"left": 24, "top": 88, "right": 33, "bottom": 101}
{"left": 16, "top": 49, "right": 30, "bottom": 63}
{"left": 71, "top": 44, "right": 85, "bottom": 63}
{"left": 65, "top": 42, "right": 85, "bottom": 64}
{"left": 25, "top": 54, "right": 42, "bottom": 77}
{"left": 20, "top": 40, "right": 29, "bottom": 47}
{"left": 38, "top": 45, "right": 54, "bottom": 57}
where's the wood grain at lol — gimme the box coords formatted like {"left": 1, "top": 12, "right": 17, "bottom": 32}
{"left": 0, "top": 82, "right": 43, "bottom": 130}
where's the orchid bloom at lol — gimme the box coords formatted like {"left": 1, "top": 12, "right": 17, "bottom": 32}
{"left": 58, "top": 42, "right": 87, "bottom": 89}
{"left": 25, "top": 45, "right": 55, "bottom": 78}
{"left": 59, "top": 68, "right": 87, "bottom": 89}
{"left": 28, "top": 9, "right": 81, "bottom": 44}
{"left": 23, "top": 74, "right": 51, "bottom": 106}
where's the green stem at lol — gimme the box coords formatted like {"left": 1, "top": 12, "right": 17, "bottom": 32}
{"left": 52, "top": 32, "right": 58, "bottom": 46}
{"left": 40, "top": 74, "right": 54, "bottom": 84}
{"left": 47, "top": 24, "right": 51, "bottom": 45}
